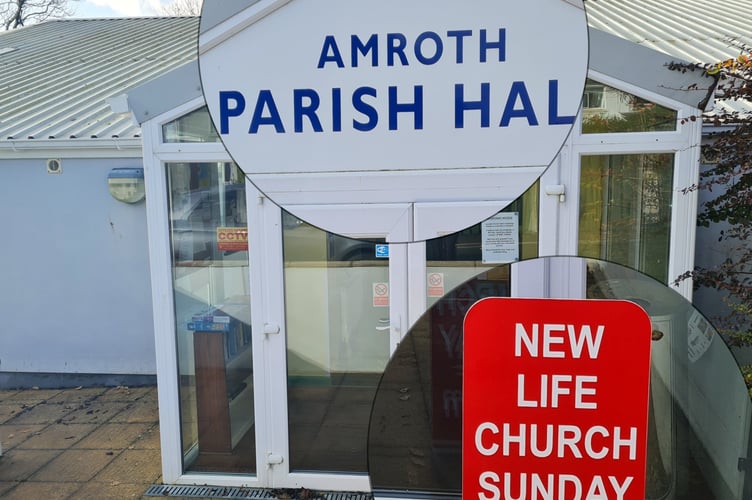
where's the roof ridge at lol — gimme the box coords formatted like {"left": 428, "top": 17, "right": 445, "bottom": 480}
{"left": 52, "top": 16, "right": 198, "bottom": 22}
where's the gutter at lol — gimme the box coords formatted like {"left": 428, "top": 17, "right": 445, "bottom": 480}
{"left": 699, "top": 73, "right": 721, "bottom": 112}
{"left": 0, "top": 138, "right": 143, "bottom": 157}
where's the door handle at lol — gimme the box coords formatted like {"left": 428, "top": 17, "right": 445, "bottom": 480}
{"left": 263, "top": 323, "right": 280, "bottom": 335}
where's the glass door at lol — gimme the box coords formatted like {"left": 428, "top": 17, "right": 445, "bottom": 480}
{"left": 259, "top": 203, "right": 410, "bottom": 491}
{"left": 165, "top": 162, "right": 255, "bottom": 475}
{"left": 283, "top": 212, "right": 390, "bottom": 474}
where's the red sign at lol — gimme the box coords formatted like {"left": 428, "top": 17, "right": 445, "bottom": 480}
{"left": 427, "top": 272, "right": 445, "bottom": 298}
{"left": 373, "top": 282, "right": 389, "bottom": 307}
{"left": 463, "top": 298, "right": 652, "bottom": 500}
{"left": 217, "top": 227, "right": 248, "bottom": 251}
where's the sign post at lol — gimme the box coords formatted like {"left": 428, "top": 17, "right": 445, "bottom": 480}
{"left": 463, "top": 298, "right": 652, "bottom": 500}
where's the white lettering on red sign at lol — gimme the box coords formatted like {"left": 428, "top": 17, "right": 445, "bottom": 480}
{"left": 463, "top": 298, "right": 652, "bottom": 500}
{"left": 476, "top": 472, "right": 633, "bottom": 500}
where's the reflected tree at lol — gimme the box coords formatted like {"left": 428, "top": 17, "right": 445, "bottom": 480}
{"left": 1, "top": 0, "right": 74, "bottom": 30}
{"left": 159, "top": 0, "right": 203, "bottom": 16}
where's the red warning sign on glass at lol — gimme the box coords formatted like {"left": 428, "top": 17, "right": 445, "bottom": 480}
{"left": 373, "top": 282, "right": 389, "bottom": 307}
{"left": 463, "top": 298, "right": 652, "bottom": 500}
{"left": 217, "top": 227, "right": 248, "bottom": 251}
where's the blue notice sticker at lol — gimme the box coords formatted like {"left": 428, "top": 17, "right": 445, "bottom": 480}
{"left": 375, "top": 244, "right": 389, "bottom": 258}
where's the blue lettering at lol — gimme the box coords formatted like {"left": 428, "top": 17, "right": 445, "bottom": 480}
{"left": 293, "top": 89, "right": 323, "bottom": 133}
{"left": 249, "top": 90, "right": 285, "bottom": 133}
{"left": 500, "top": 81, "right": 538, "bottom": 127}
{"left": 447, "top": 30, "right": 472, "bottom": 63}
{"left": 387, "top": 33, "right": 408, "bottom": 66}
{"left": 415, "top": 31, "right": 443, "bottom": 65}
{"left": 219, "top": 91, "right": 245, "bottom": 134}
{"left": 351, "top": 34, "right": 378, "bottom": 67}
{"left": 389, "top": 86, "right": 423, "bottom": 130}
{"left": 317, "top": 30, "right": 511, "bottom": 68}
{"left": 352, "top": 87, "right": 378, "bottom": 131}
{"left": 317, "top": 35, "right": 345, "bottom": 68}
{"left": 332, "top": 88, "right": 342, "bottom": 132}
{"left": 455, "top": 83, "right": 490, "bottom": 128}
{"left": 548, "top": 79, "right": 576, "bottom": 125}
{"left": 480, "top": 28, "right": 506, "bottom": 63}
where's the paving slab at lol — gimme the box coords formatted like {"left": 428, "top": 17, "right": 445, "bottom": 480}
{"left": 0, "top": 424, "right": 45, "bottom": 450}
{"left": 0, "top": 480, "right": 82, "bottom": 500}
{"left": 97, "top": 386, "right": 156, "bottom": 403}
{"left": 137, "top": 386, "right": 159, "bottom": 401}
{"left": 0, "top": 387, "right": 166, "bottom": 499}
{"left": 0, "top": 403, "right": 31, "bottom": 424}
{"left": 0, "top": 448, "right": 61, "bottom": 481}
{"left": 109, "top": 401, "right": 160, "bottom": 424}
{"left": 17, "top": 423, "right": 97, "bottom": 450}
{"left": 128, "top": 423, "right": 161, "bottom": 450}
{"left": 30, "top": 448, "right": 117, "bottom": 482}
{"left": 59, "top": 401, "right": 129, "bottom": 425}
{"left": 6, "top": 389, "right": 63, "bottom": 402}
{"left": 46, "top": 387, "right": 108, "bottom": 404}
{"left": 72, "top": 422, "right": 152, "bottom": 450}
{"left": 0, "top": 480, "right": 18, "bottom": 497}
{"left": 4, "top": 401, "right": 74, "bottom": 425}
{"left": 74, "top": 480, "right": 152, "bottom": 499}
{"left": 94, "top": 448, "right": 162, "bottom": 484}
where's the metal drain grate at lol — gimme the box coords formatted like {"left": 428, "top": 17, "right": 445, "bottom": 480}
{"left": 144, "top": 484, "right": 373, "bottom": 500}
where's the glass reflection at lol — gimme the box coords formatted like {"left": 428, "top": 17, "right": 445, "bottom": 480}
{"left": 426, "top": 181, "right": 539, "bottom": 310}
{"left": 579, "top": 154, "right": 674, "bottom": 283}
{"left": 368, "top": 257, "right": 752, "bottom": 499}
{"left": 166, "top": 162, "right": 254, "bottom": 474}
{"left": 581, "top": 79, "right": 678, "bottom": 134}
{"left": 283, "top": 211, "right": 390, "bottom": 473}
{"left": 163, "top": 106, "right": 220, "bottom": 143}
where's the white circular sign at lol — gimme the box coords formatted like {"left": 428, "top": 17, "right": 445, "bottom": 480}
{"left": 199, "top": 0, "right": 588, "bottom": 242}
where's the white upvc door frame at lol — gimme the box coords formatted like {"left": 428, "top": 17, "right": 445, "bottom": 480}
{"left": 143, "top": 97, "right": 416, "bottom": 491}
{"left": 144, "top": 68, "right": 705, "bottom": 490}
{"left": 539, "top": 70, "right": 703, "bottom": 301}
{"left": 144, "top": 98, "right": 276, "bottom": 488}
{"left": 272, "top": 204, "right": 411, "bottom": 492}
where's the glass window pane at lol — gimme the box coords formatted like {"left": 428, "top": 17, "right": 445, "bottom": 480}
{"left": 425, "top": 181, "right": 539, "bottom": 308}
{"left": 166, "top": 162, "right": 254, "bottom": 474}
{"left": 578, "top": 154, "right": 674, "bottom": 283}
{"left": 581, "top": 79, "right": 678, "bottom": 133}
{"left": 283, "top": 212, "right": 389, "bottom": 473}
{"left": 163, "top": 106, "right": 220, "bottom": 143}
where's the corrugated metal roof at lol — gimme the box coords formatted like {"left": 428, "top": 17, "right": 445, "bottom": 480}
{"left": 0, "top": 3, "right": 749, "bottom": 149}
{"left": 0, "top": 17, "right": 198, "bottom": 145}
{"left": 585, "top": 0, "right": 752, "bottom": 63}
{"left": 585, "top": 0, "right": 752, "bottom": 118}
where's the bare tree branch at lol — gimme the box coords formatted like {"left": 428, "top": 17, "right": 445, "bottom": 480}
{"left": 1, "top": 0, "right": 74, "bottom": 30}
{"left": 160, "top": 0, "right": 203, "bottom": 16}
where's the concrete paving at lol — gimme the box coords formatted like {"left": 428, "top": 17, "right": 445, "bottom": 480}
{"left": 0, "top": 385, "right": 375, "bottom": 500}
{"left": 0, "top": 385, "right": 162, "bottom": 499}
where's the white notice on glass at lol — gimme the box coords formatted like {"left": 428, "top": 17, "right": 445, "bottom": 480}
{"left": 481, "top": 212, "right": 519, "bottom": 263}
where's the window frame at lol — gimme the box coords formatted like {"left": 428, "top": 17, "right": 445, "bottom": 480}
{"left": 538, "top": 70, "right": 703, "bottom": 300}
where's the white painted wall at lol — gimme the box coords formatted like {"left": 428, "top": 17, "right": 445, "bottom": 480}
{"left": 0, "top": 157, "right": 155, "bottom": 375}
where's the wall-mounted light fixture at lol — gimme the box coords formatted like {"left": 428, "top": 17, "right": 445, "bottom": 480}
{"left": 108, "top": 167, "right": 145, "bottom": 204}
